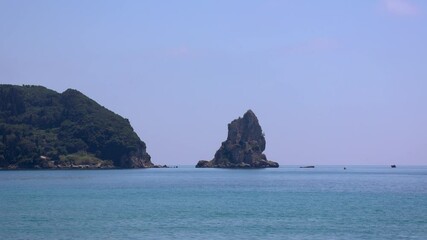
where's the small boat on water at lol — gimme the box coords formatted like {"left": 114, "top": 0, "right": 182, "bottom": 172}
{"left": 300, "top": 166, "right": 315, "bottom": 168}
{"left": 391, "top": 165, "right": 396, "bottom": 168}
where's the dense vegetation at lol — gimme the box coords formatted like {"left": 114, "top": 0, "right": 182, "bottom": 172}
{"left": 0, "top": 84, "right": 152, "bottom": 169}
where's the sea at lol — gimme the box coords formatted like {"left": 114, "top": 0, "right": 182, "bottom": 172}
{"left": 0, "top": 166, "right": 426, "bottom": 240}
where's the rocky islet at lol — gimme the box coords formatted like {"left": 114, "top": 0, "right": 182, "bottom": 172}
{"left": 196, "top": 110, "right": 279, "bottom": 168}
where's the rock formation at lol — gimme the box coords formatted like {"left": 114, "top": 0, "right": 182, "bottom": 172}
{"left": 196, "top": 110, "right": 279, "bottom": 168}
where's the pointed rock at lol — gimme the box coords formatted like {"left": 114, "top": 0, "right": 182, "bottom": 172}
{"left": 196, "top": 110, "right": 279, "bottom": 168}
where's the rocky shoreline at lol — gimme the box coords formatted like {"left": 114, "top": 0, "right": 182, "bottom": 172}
{"left": 0, "top": 85, "right": 282, "bottom": 170}
{"left": 0, "top": 164, "right": 177, "bottom": 170}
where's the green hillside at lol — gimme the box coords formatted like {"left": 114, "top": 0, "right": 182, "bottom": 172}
{"left": 0, "top": 84, "right": 153, "bottom": 169}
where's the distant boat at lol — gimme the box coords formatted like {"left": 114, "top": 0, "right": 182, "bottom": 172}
{"left": 300, "top": 166, "right": 315, "bottom": 168}
{"left": 391, "top": 165, "right": 396, "bottom": 168}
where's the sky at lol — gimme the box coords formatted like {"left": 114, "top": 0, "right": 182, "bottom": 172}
{"left": 1, "top": 0, "right": 426, "bottom": 165}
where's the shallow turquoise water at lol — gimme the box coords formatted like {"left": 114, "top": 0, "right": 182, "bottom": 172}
{"left": 1, "top": 166, "right": 426, "bottom": 239}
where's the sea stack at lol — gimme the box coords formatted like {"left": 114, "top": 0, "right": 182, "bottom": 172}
{"left": 196, "top": 110, "right": 279, "bottom": 168}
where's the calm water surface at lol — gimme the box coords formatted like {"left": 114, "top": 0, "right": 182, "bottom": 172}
{"left": 1, "top": 166, "right": 426, "bottom": 239}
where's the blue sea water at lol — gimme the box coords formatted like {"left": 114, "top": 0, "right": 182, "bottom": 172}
{"left": 0, "top": 166, "right": 426, "bottom": 240}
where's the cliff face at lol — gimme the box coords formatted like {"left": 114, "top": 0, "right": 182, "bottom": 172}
{"left": 0, "top": 84, "right": 153, "bottom": 169}
{"left": 196, "top": 110, "right": 279, "bottom": 168}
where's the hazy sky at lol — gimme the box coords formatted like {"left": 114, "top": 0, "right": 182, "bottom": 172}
{"left": 1, "top": 0, "right": 426, "bottom": 165}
